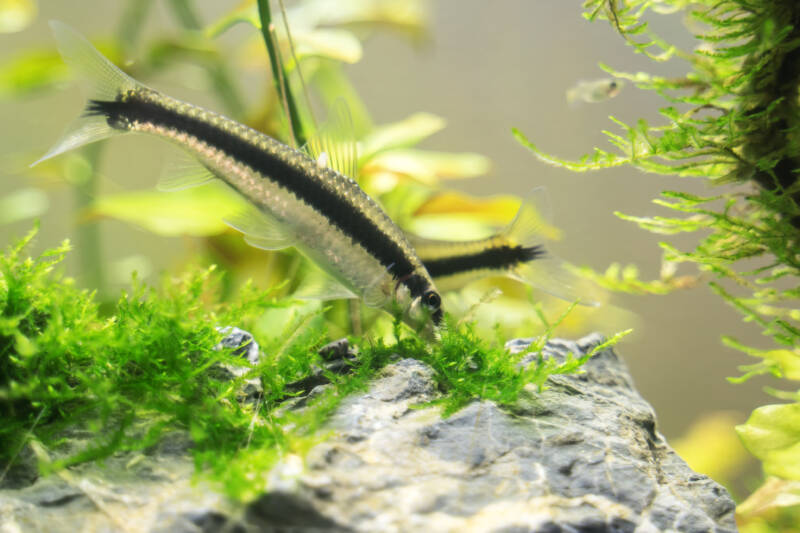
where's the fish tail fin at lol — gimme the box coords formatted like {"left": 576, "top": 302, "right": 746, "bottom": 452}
{"left": 31, "top": 21, "right": 141, "bottom": 167}
{"left": 565, "top": 87, "right": 578, "bottom": 105}
{"left": 504, "top": 188, "right": 602, "bottom": 307}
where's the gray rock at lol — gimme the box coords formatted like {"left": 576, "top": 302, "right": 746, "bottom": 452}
{"left": 212, "top": 326, "right": 263, "bottom": 401}
{"left": 215, "top": 327, "right": 260, "bottom": 365}
{"left": 0, "top": 334, "right": 737, "bottom": 532}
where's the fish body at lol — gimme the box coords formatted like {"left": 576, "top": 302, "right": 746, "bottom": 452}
{"left": 566, "top": 78, "right": 624, "bottom": 105}
{"left": 413, "top": 233, "right": 544, "bottom": 292}
{"left": 411, "top": 193, "right": 600, "bottom": 306}
{"left": 36, "top": 22, "right": 442, "bottom": 329}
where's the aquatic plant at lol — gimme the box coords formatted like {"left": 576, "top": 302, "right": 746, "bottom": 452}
{"left": 0, "top": 0, "right": 633, "bottom": 505}
{"left": 0, "top": 226, "right": 623, "bottom": 499}
{"left": 514, "top": 0, "right": 800, "bottom": 527}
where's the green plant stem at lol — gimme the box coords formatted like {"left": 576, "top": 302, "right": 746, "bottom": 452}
{"left": 166, "top": 0, "right": 246, "bottom": 119}
{"left": 167, "top": 0, "right": 202, "bottom": 30}
{"left": 117, "top": 0, "right": 153, "bottom": 59}
{"left": 256, "top": 0, "right": 307, "bottom": 146}
{"left": 75, "top": 143, "right": 105, "bottom": 297}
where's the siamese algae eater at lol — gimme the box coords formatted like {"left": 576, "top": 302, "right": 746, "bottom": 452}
{"left": 35, "top": 22, "right": 442, "bottom": 331}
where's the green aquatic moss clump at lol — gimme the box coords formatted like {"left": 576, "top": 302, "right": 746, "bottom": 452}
{"left": 0, "top": 228, "right": 614, "bottom": 500}
{"left": 514, "top": 0, "right": 800, "bottom": 527}
{"left": 0, "top": 226, "right": 284, "bottom": 471}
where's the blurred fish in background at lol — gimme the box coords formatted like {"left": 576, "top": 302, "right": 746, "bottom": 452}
{"left": 566, "top": 77, "right": 624, "bottom": 105}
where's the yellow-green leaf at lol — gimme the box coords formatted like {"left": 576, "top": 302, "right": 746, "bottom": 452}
{"left": 736, "top": 403, "right": 800, "bottom": 480}
{"left": 0, "top": 49, "right": 66, "bottom": 97}
{"left": 206, "top": 2, "right": 259, "bottom": 38}
{"left": 412, "top": 191, "right": 561, "bottom": 240}
{"left": 293, "top": 28, "right": 362, "bottom": 63}
{"left": 671, "top": 411, "right": 749, "bottom": 486}
{"left": 736, "top": 477, "right": 800, "bottom": 518}
{"left": 291, "top": 0, "right": 427, "bottom": 36}
{"left": 359, "top": 113, "right": 445, "bottom": 163}
{"left": 0, "top": 188, "right": 48, "bottom": 225}
{"left": 0, "top": 41, "right": 120, "bottom": 97}
{"left": 0, "top": 0, "right": 36, "bottom": 34}
{"left": 763, "top": 349, "right": 800, "bottom": 381}
{"left": 362, "top": 149, "right": 489, "bottom": 185}
{"left": 89, "top": 183, "right": 247, "bottom": 237}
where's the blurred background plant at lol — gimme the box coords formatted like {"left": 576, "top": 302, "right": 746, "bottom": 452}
{"left": 0, "top": 0, "right": 608, "bottom": 341}
{"left": 1, "top": 0, "right": 792, "bottom": 526}
{"left": 513, "top": 0, "right": 800, "bottom": 529}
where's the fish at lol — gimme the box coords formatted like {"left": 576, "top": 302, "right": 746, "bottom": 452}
{"left": 566, "top": 78, "right": 624, "bottom": 105}
{"left": 33, "top": 21, "right": 443, "bottom": 332}
{"left": 409, "top": 191, "right": 600, "bottom": 306}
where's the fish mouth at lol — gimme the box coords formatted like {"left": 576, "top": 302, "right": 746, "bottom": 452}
{"left": 403, "top": 297, "right": 442, "bottom": 337}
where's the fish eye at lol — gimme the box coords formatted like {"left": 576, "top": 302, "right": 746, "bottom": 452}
{"left": 422, "top": 290, "right": 441, "bottom": 310}
{"left": 609, "top": 81, "right": 617, "bottom": 88}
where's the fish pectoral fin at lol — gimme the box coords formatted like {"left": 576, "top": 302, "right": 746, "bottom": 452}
{"left": 224, "top": 205, "right": 293, "bottom": 251}
{"left": 157, "top": 153, "right": 218, "bottom": 191}
{"left": 293, "top": 268, "right": 359, "bottom": 301}
{"left": 361, "top": 271, "right": 392, "bottom": 308}
{"left": 303, "top": 99, "right": 358, "bottom": 180}
{"left": 362, "top": 284, "right": 390, "bottom": 308}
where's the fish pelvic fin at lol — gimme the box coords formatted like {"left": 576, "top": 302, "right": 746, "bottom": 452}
{"left": 32, "top": 21, "right": 143, "bottom": 167}
{"left": 504, "top": 188, "right": 602, "bottom": 307}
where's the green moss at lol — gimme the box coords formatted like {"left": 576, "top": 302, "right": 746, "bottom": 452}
{"left": 523, "top": 1, "right": 800, "bottom": 526}
{"left": 0, "top": 227, "right": 627, "bottom": 500}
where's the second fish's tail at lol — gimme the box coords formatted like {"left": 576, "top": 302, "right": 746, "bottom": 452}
{"left": 410, "top": 188, "right": 602, "bottom": 307}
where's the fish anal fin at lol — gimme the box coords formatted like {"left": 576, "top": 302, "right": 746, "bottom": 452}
{"left": 224, "top": 205, "right": 293, "bottom": 251}
{"left": 293, "top": 269, "right": 358, "bottom": 301}
{"left": 157, "top": 154, "right": 218, "bottom": 191}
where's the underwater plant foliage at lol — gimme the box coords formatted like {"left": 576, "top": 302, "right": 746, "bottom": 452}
{"left": 0, "top": 0, "right": 609, "bottom": 342}
{"left": 514, "top": 0, "right": 800, "bottom": 527}
{"left": 0, "top": 0, "right": 636, "bottom": 506}
{"left": 0, "top": 227, "right": 624, "bottom": 500}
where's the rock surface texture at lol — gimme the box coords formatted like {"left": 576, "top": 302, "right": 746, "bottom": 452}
{"left": 0, "top": 334, "right": 737, "bottom": 533}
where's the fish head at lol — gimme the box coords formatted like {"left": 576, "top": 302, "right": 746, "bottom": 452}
{"left": 393, "top": 273, "right": 443, "bottom": 336}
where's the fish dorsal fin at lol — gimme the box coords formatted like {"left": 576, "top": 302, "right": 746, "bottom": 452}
{"left": 293, "top": 266, "right": 359, "bottom": 302}
{"left": 223, "top": 204, "right": 293, "bottom": 251}
{"left": 156, "top": 153, "right": 218, "bottom": 191}
{"left": 504, "top": 186, "right": 553, "bottom": 248}
{"left": 303, "top": 99, "right": 358, "bottom": 180}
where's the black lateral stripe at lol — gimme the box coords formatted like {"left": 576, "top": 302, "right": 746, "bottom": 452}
{"left": 423, "top": 245, "right": 545, "bottom": 279}
{"left": 88, "top": 95, "right": 423, "bottom": 291}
